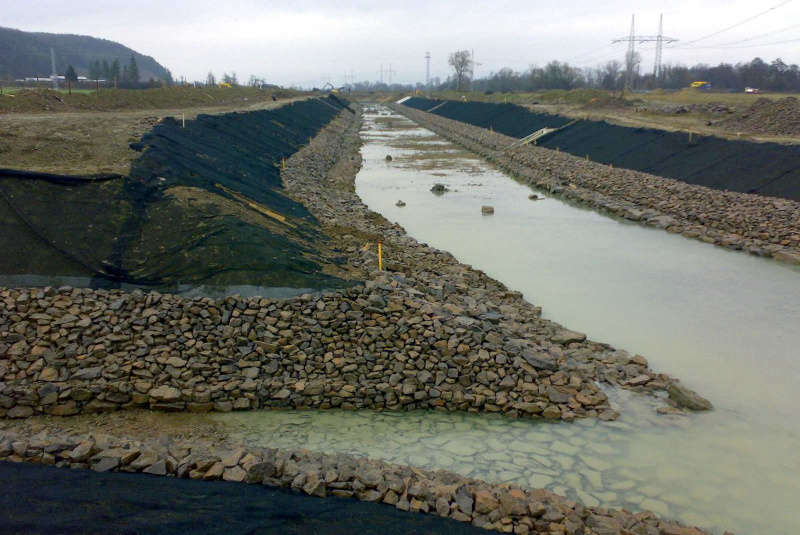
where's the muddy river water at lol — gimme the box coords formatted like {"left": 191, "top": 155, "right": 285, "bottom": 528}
{"left": 215, "top": 107, "right": 800, "bottom": 534}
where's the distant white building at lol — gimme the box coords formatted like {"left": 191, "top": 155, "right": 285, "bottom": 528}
{"left": 21, "top": 75, "right": 101, "bottom": 82}
{"left": 23, "top": 75, "right": 66, "bottom": 82}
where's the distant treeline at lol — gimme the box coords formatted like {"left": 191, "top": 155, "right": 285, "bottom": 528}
{"left": 469, "top": 57, "right": 800, "bottom": 93}
{"left": 345, "top": 56, "right": 800, "bottom": 94}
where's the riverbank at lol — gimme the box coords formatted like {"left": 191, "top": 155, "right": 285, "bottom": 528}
{"left": 393, "top": 103, "right": 800, "bottom": 266}
{"left": 0, "top": 104, "right": 712, "bottom": 424}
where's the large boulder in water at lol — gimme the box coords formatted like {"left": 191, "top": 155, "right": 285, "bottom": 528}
{"left": 668, "top": 383, "right": 713, "bottom": 411}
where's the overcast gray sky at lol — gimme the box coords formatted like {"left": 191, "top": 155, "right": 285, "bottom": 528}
{"left": 4, "top": 0, "right": 799, "bottom": 87}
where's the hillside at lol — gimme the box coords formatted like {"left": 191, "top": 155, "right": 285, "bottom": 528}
{"left": 0, "top": 26, "right": 169, "bottom": 81}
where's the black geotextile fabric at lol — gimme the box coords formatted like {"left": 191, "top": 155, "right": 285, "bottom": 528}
{"left": 402, "top": 97, "right": 571, "bottom": 137}
{"left": 537, "top": 120, "right": 800, "bottom": 200}
{"left": 0, "top": 96, "right": 355, "bottom": 290}
{"left": 400, "top": 98, "right": 800, "bottom": 201}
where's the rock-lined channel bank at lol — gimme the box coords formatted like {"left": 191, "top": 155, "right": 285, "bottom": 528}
{"left": 1, "top": 104, "right": 721, "bottom": 534}
{"left": 393, "top": 103, "right": 800, "bottom": 266}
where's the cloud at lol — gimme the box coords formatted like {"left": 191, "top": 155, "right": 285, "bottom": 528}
{"left": 4, "top": 0, "right": 799, "bottom": 86}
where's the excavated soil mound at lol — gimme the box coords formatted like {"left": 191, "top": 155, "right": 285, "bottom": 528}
{"left": 0, "top": 89, "right": 73, "bottom": 112}
{"left": 723, "top": 97, "right": 800, "bottom": 136}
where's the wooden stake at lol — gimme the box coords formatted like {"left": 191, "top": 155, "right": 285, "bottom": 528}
{"left": 378, "top": 242, "right": 383, "bottom": 271}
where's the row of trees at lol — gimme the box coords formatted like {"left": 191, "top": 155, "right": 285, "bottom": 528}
{"left": 442, "top": 50, "right": 800, "bottom": 93}
{"left": 85, "top": 55, "right": 141, "bottom": 87}
{"left": 200, "top": 71, "right": 276, "bottom": 89}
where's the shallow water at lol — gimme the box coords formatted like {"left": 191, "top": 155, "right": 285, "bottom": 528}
{"left": 219, "top": 106, "right": 800, "bottom": 535}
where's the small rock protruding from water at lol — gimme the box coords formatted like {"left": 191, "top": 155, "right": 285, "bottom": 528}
{"left": 385, "top": 155, "right": 393, "bottom": 162}
{"left": 668, "top": 383, "right": 713, "bottom": 411}
{"left": 395, "top": 200, "right": 406, "bottom": 207}
{"left": 529, "top": 194, "right": 542, "bottom": 201}
{"left": 430, "top": 183, "right": 449, "bottom": 195}
{"left": 482, "top": 205, "right": 495, "bottom": 215}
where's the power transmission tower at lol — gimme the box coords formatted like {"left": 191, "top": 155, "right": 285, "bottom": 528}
{"left": 377, "top": 63, "right": 384, "bottom": 84}
{"left": 469, "top": 49, "right": 482, "bottom": 91}
{"left": 50, "top": 48, "right": 59, "bottom": 90}
{"left": 425, "top": 52, "right": 431, "bottom": 87}
{"left": 613, "top": 14, "right": 678, "bottom": 90}
{"left": 653, "top": 14, "right": 666, "bottom": 82}
{"left": 388, "top": 63, "right": 397, "bottom": 85}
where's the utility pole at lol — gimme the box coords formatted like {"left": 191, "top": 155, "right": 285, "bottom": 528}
{"left": 50, "top": 48, "right": 58, "bottom": 90}
{"left": 377, "top": 63, "right": 384, "bottom": 84}
{"left": 613, "top": 14, "right": 678, "bottom": 91}
{"left": 425, "top": 52, "right": 431, "bottom": 87}
{"left": 388, "top": 63, "right": 397, "bottom": 85}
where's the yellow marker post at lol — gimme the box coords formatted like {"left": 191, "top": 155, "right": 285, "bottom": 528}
{"left": 610, "top": 163, "right": 613, "bottom": 170}
{"left": 556, "top": 147, "right": 560, "bottom": 153}
{"left": 309, "top": 136, "right": 312, "bottom": 145}
{"left": 378, "top": 242, "right": 383, "bottom": 271}
{"left": 281, "top": 157, "right": 286, "bottom": 170}
{"left": 490, "top": 126, "right": 493, "bottom": 132}
{"left": 689, "top": 130, "right": 693, "bottom": 143}
{"left": 586, "top": 154, "right": 590, "bottom": 162}
{"left": 182, "top": 113, "right": 185, "bottom": 128}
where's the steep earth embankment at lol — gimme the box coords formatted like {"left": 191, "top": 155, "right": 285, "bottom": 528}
{"left": 0, "top": 96, "right": 354, "bottom": 290}
{"left": 401, "top": 97, "right": 800, "bottom": 201}
{"left": 395, "top": 102, "right": 800, "bottom": 266}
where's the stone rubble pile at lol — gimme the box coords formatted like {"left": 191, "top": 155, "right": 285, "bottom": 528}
{"left": 0, "top": 424, "right": 720, "bottom": 535}
{"left": 394, "top": 105, "right": 800, "bottom": 265}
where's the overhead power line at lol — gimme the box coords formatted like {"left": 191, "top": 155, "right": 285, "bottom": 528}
{"left": 697, "top": 36, "right": 800, "bottom": 49}
{"left": 669, "top": 0, "right": 794, "bottom": 48}
{"left": 679, "top": 21, "right": 800, "bottom": 49}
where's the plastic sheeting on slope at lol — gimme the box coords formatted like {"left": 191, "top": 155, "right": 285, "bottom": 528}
{"left": 0, "top": 96, "right": 355, "bottom": 290}
{"left": 400, "top": 97, "right": 800, "bottom": 201}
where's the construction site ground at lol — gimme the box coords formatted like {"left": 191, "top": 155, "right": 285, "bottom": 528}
{"left": 0, "top": 88, "right": 307, "bottom": 175}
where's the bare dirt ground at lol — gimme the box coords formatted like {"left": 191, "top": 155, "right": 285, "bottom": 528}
{"left": 0, "top": 96, "right": 308, "bottom": 175}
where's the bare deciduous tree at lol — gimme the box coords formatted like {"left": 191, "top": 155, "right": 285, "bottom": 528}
{"left": 448, "top": 50, "right": 472, "bottom": 91}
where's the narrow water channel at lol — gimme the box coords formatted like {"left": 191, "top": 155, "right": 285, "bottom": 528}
{"left": 219, "top": 106, "right": 800, "bottom": 535}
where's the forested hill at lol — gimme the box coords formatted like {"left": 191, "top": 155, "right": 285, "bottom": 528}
{"left": 0, "top": 27, "right": 169, "bottom": 81}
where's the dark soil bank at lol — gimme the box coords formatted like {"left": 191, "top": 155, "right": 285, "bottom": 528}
{"left": 0, "top": 97, "right": 354, "bottom": 291}
{"left": 401, "top": 97, "right": 800, "bottom": 201}
{"left": 0, "top": 462, "right": 484, "bottom": 535}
